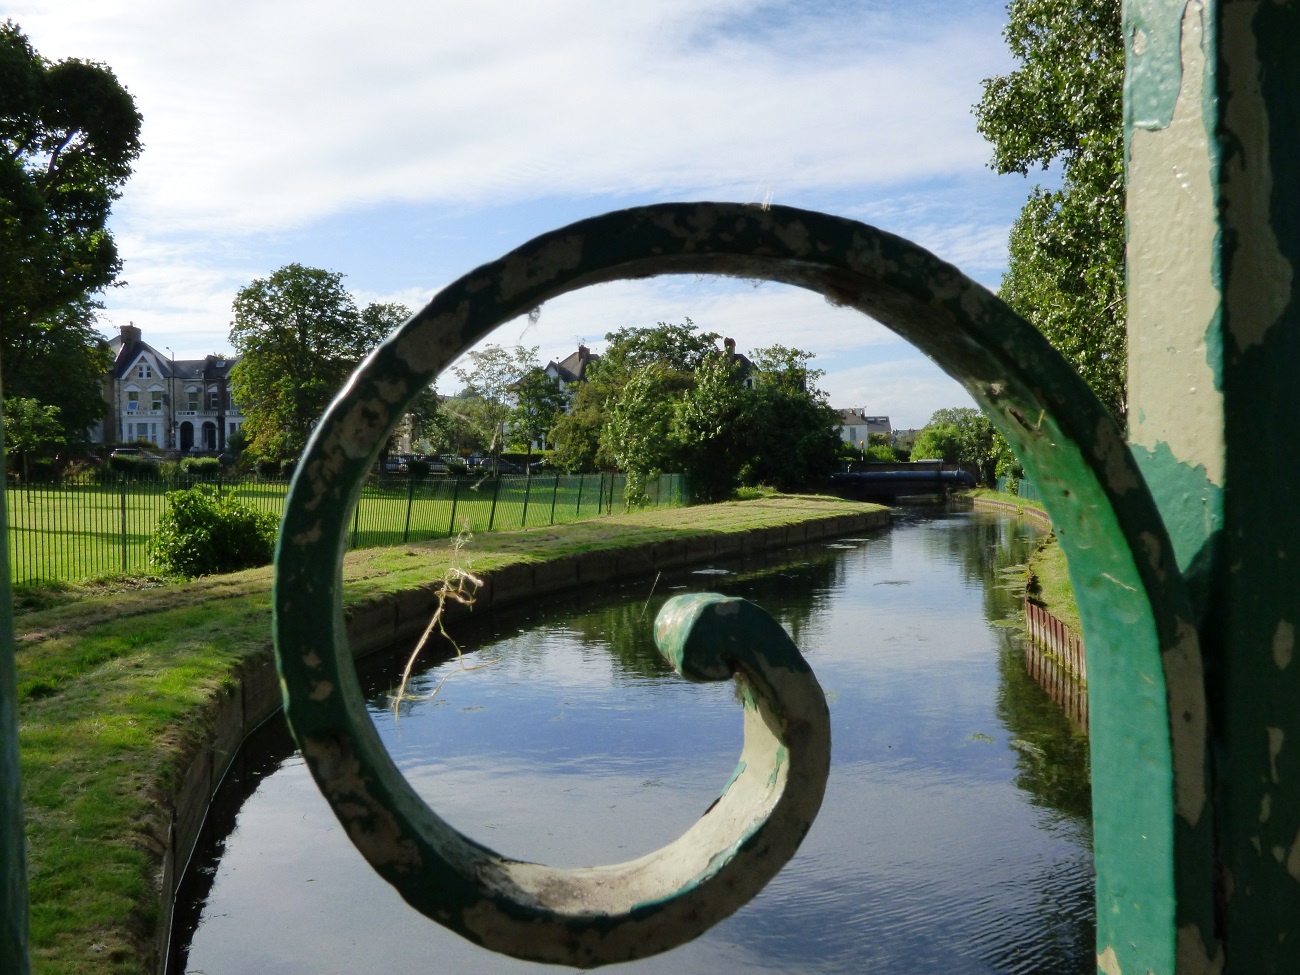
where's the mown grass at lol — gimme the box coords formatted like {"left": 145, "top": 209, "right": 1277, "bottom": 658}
{"left": 6, "top": 472, "right": 679, "bottom": 586}
{"left": 966, "top": 486, "right": 1046, "bottom": 514}
{"left": 13, "top": 493, "right": 883, "bottom": 975}
{"left": 1025, "top": 532, "right": 1083, "bottom": 636}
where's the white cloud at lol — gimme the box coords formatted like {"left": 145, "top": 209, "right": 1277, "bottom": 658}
{"left": 819, "top": 356, "right": 976, "bottom": 430}
{"left": 14, "top": 0, "right": 1010, "bottom": 235}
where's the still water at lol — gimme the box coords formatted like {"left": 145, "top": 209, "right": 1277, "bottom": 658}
{"left": 175, "top": 511, "right": 1094, "bottom": 974}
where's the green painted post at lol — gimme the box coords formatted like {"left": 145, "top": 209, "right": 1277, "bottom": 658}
{"left": 520, "top": 471, "right": 532, "bottom": 528}
{"left": 548, "top": 473, "right": 559, "bottom": 525}
{"left": 0, "top": 389, "right": 32, "bottom": 974}
{"left": 1122, "top": 1, "right": 1300, "bottom": 970}
{"left": 350, "top": 501, "right": 360, "bottom": 549}
{"left": 447, "top": 477, "right": 461, "bottom": 538}
{"left": 574, "top": 473, "right": 584, "bottom": 517}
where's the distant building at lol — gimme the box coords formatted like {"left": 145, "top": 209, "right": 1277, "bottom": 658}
{"left": 544, "top": 345, "right": 601, "bottom": 384}
{"left": 837, "top": 409, "right": 891, "bottom": 446}
{"left": 99, "top": 324, "right": 245, "bottom": 452}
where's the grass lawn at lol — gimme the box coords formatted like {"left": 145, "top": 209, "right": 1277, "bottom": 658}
{"left": 6, "top": 472, "right": 678, "bottom": 587}
{"left": 12, "top": 493, "right": 882, "bottom": 975}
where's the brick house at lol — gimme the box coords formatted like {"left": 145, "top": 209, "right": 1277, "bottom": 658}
{"left": 99, "top": 324, "right": 245, "bottom": 453}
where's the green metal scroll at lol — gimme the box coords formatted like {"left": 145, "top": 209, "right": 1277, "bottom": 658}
{"left": 273, "top": 202, "right": 1210, "bottom": 971}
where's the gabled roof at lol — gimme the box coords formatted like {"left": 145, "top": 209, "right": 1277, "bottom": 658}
{"left": 109, "top": 325, "right": 237, "bottom": 382}
{"left": 545, "top": 345, "right": 600, "bottom": 383}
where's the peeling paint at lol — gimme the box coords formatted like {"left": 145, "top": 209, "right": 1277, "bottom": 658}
{"left": 1274, "top": 620, "right": 1295, "bottom": 670}
{"left": 1165, "top": 618, "right": 1208, "bottom": 825}
{"left": 1128, "top": 0, "right": 1226, "bottom": 486}
{"left": 1220, "top": 2, "right": 1294, "bottom": 352}
{"left": 1095, "top": 418, "right": 1141, "bottom": 494}
{"left": 1176, "top": 923, "right": 1225, "bottom": 974}
{"left": 1269, "top": 726, "right": 1285, "bottom": 784}
{"left": 1098, "top": 944, "right": 1122, "bottom": 975}
{"left": 1261, "top": 793, "right": 1272, "bottom": 823}
{"left": 1287, "top": 826, "right": 1300, "bottom": 882}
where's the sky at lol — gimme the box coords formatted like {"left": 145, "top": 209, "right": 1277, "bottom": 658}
{"left": 10, "top": 0, "right": 1038, "bottom": 429}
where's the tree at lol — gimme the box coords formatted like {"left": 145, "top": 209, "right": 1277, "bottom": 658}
{"left": 910, "top": 423, "right": 962, "bottom": 464}
{"left": 3, "top": 395, "right": 63, "bottom": 481}
{"left": 552, "top": 320, "right": 716, "bottom": 473}
{"left": 604, "top": 363, "right": 681, "bottom": 503}
{"left": 509, "top": 367, "right": 566, "bottom": 460}
{"left": 740, "top": 345, "right": 841, "bottom": 490}
{"left": 673, "top": 353, "right": 751, "bottom": 503}
{"left": 974, "top": 0, "right": 1126, "bottom": 422}
{"left": 911, "top": 407, "right": 1014, "bottom": 484}
{"left": 228, "top": 264, "right": 404, "bottom": 459}
{"left": 451, "top": 344, "right": 537, "bottom": 472}
{"left": 1, "top": 22, "right": 142, "bottom": 445}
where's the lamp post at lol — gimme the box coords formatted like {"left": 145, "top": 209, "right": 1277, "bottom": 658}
{"left": 165, "top": 347, "right": 176, "bottom": 453}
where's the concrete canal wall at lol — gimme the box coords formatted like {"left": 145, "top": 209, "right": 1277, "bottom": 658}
{"left": 155, "top": 506, "right": 891, "bottom": 971}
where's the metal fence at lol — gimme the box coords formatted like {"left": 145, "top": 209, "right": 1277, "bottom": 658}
{"left": 994, "top": 475, "right": 1043, "bottom": 503}
{"left": 5, "top": 471, "right": 687, "bottom": 587}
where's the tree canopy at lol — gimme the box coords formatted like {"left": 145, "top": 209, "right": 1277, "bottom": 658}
{"left": 975, "top": 0, "right": 1126, "bottom": 422}
{"left": 910, "top": 407, "right": 1016, "bottom": 485}
{"left": 1, "top": 20, "right": 141, "bottom": 447}
{"left": 554, "top": 321, "right": 840, "bottom": 502}
{"left": 228, "top": 264, "right": 407, "bottom": 459}
{"left": 451, "top": 344, "right": 538, "bottom": 472}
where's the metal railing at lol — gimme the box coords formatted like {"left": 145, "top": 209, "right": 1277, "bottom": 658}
{"left": 994, "top": 474, "right": 1042, "bottom": 503}
{"left": 4, "top": 471, "right": 687, "bottom": 586}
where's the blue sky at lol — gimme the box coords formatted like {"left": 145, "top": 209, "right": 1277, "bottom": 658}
{"left": 13, "top": 0, "right": 1035, "bottom": 428}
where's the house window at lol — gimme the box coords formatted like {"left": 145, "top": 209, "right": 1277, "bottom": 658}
{"left": 151, "top": 387, "right": 164, "bottom": 411}
{"left": 137, "top": 362, "right": 153, "bottom": 378}
{"left": 208, "top": 389, "right": 220, "bottom": 410}
{"left": 187, "top": 386, "right": 199, "bottom": 411}
{"left": 127, "top": 389, "right": 139, "bottom": 412}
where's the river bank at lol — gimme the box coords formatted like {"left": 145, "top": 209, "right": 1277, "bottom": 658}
{"left": 13, "top": 495, "right": 886, "bottom": 975}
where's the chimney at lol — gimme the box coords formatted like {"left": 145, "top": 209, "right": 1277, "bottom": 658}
{"left": 724, "top": 337, "right": 736, "bottom": 356}
{"left": 578, "top": 344, "right": 589, "bottom": 358}
{"left": 121, "top": 322, "right": 141, "bottom": 347}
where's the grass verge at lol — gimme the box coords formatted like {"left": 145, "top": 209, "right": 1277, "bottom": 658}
{"left": 1024, "top": 532, "right": 1082, "bottom": 636}
{"left": 965, "top": 489, "right": 1080, "bottom": 636}
{"left": 14, "top": 494, "right": 883, "bottom": 975}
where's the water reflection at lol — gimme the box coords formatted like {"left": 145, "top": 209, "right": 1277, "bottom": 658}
{"left": 175, "top": 510, "right": 1093, "bottom": 975}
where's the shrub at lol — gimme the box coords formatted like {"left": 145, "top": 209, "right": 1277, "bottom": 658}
{"left": 148, "top": 488, "right": 278, "bottom": 577}
{"left": 279, "top": 458, "right": 297, "bottom": 478}
{"left": 255, "top": 456, "right": 279, "bottom": 478}
{"left": 104, "top": 454, "right": 161, "bottom": 479}
{"left": 181, "top": 456, "right": 222, "bottom": 479}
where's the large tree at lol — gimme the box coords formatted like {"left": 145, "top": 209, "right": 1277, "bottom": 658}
{"left": 740, "top": 345, "right": 841, "bottom": 491}
{"left": 910, "top": 407, "right": 1014, "bottom": 485}
{"left": 1, "top": 21, "right": 141, "bottom": 445}
{"left": 552, "top": 320, "right": 717, "bottom": 472}
{"left": 228, "top": 264, "right": 405, "bottom": 459}
{"left": 451, "top": 344, "right": 538, "bottom": 472}
{"left": 508, "top": 366, "right": 566, "bottom": 459}
{"left": 974, "top": 0, "right": 1125, "bottom": 422}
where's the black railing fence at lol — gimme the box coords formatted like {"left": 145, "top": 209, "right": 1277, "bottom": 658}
{"left": 6, "top": 471, "right": 687, "bottom": 586}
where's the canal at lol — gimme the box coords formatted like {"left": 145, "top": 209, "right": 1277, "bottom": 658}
{"left": 173, "top": 510, "right": 1094, "bottom": 974}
